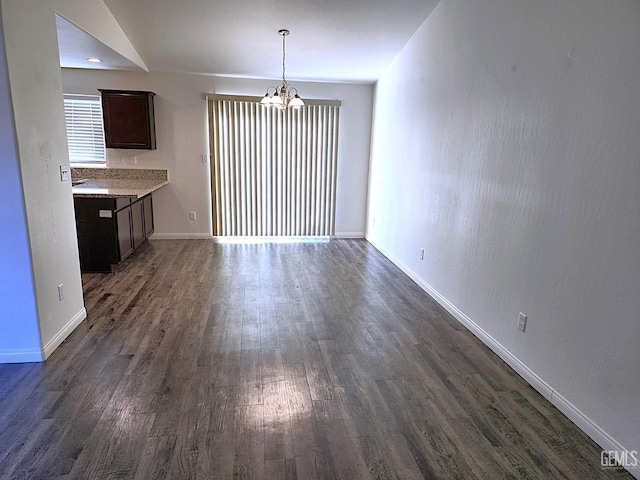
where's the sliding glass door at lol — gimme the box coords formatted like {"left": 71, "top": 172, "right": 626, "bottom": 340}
{"left": 208, "top": 95, "right": 340, "bottom": 238}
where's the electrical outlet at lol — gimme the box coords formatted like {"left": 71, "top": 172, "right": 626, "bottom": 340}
{"left": 420, "top": 248, "right": 425, "bottom": 260}
{"left": 58, "top": 284, "right": 64, "bottom": 302}
{"left": 189, "top": 211, "right": 197, "bottom": 221}
{"left": 202, "top": 154, "right": 208, "bottom": 164}
{"left": 518, "top": 312, "right": 527, "bottom": 332}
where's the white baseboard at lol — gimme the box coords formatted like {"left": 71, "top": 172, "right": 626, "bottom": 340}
{"left": 367, "top": 238, "right": 639, "bottom": 480}
{"left": 0, "top": 348, "right": 44, "bottom": 363}
{"left": 333, "top": 231, "right": 365, "bottom": 239}
{"left": 149, "top": 233, "right": 214, "bottom": 240}
{"left": 212, "top": 236, "right": 330, "bottom": 244}
{"left": 42, "top": 307, "right": 87, "bottom": 360}
{"left": 149, "top": 233, "right": 366, "bottom": 241}
{"left": 550, "top": 391, "right": 639, "bottom": 479}
{"left": 0, "top": 307, "right": 86, "bottom": 364}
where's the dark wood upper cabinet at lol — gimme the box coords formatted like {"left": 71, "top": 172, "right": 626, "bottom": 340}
{"left": 99, "top": 89, "right": 157, "bottom": 150}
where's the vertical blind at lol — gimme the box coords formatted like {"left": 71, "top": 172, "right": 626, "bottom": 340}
{"left": 63, "top": 94, "right": 106, "bottom": 164}
{"left": 208, "top": 95, "right": 341, "bottom": 237}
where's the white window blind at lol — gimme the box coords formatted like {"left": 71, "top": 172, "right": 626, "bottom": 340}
{"left": 208, "top": 95, "right": 341, "bottom": 238}
{"left": 63, "top": 94, "right": 106, "bottom": 164}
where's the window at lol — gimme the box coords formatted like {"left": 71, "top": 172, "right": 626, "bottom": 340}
{"left": 63, "top": 94, "right": 106, "bottom": 164}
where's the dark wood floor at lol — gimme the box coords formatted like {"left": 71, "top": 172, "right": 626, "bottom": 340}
{"left": 0, "top": 239, "right": 633, "bottom": 479}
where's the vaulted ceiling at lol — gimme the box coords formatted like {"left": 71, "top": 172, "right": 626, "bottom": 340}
{"left": 57, "top": 0, "right": 440, "bottom": 83}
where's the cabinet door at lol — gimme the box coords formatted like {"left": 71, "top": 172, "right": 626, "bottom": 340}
{"left": 74, "top": 197, "right": 119, "bottom": 272}
{"left": 132, "top": 199, "right": 146, "bottom": 249}
{"left": 117, "top": 207, "right": 134, "bottom": 261}
{"left": 100, "top": 90, "right": 156, "bottom": 149}
{"left": 143, "top": 194, "right": 154, "bottom": 238}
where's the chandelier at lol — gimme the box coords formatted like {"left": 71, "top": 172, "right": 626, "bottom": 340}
{"left": 260, "top": 29, "right": 304, "bottom": 110}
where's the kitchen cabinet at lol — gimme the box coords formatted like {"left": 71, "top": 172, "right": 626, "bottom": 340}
{"left": 116, "top": 205, "right": 134, "bottom": 261}
{"left": 99, "top": 89, "right": 157, "bottom": 150}
{"left": 131, "top": 198, "right": 145, "bottom": 249}
{"left": 74, "top": 194, "right": 155, "bottom": 272}
{"left": 143, "top": 194, "right": 154, "bottom": 238}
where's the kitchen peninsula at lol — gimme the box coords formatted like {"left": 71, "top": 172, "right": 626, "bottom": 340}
{"left": 72, "top": 168, "right": 168, "bottom": 272}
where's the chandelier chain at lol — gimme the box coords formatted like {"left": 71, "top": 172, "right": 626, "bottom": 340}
{"left": 282, "top": 32, "right": 286, "bottom": 84}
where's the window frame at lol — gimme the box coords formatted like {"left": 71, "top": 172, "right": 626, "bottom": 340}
{"left": 63, "top": 93, "right": 106, "bottom": 165}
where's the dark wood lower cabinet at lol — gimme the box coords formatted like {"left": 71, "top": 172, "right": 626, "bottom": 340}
{"left": 117, "top": 207, "right": 134, "bottom": 261}
{"left": 74, "top": 194, "right": 154, "bottom": 272}
{"left": 143, "top": 194, "right": 154, "bottom": 238}
{"left": 131, "top": 199, "right": 145, "bottom": 249}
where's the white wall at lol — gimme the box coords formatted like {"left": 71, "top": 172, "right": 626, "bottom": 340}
{"left": 62, "top": 69, "right": 373, "bottom": 238}
{"left": 0, "top": 5, "right": 41, "bottom": 361}
{"left": 367, "top": 0, "right": 640, "bottom": 469}
{"left": 0, "top": 0, "right": 89, "bottom": 362}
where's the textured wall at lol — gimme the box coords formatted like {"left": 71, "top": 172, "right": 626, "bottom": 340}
{"left": 0, "top": 4, "right": 41, "bottom": 360}
{"left": 1, "top": 0, "right": 87, "bottom": 360}
{"left": 368, "top": 0, "right": 640, "bottom": 459}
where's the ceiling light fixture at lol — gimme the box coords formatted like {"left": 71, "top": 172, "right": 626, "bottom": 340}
{"left": 260, "top": 29, "right": 304, "bottom": 110}
{"left": 86, "top": 57, "right": 102, "bottom": 63}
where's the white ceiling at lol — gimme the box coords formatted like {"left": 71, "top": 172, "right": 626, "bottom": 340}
{"left": 56, "top": 15, "right": 142, "bottom": 71}
{"left": 57, "top": 0, "right": 440, "bottom": 83}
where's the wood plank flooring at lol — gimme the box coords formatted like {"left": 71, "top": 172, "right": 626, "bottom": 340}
{"left": 0, "top": 239, "right": 633, "bottom": 479}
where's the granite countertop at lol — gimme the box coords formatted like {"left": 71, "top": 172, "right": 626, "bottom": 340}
{"left": 72, "top": 178, "right": 169, "bottom": 198}
{"left": 71, "top": 167, "right": 169, "bottom": 199}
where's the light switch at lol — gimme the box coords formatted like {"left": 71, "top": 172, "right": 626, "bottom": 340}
{"left": 60, "top": 165, "right": 71, "bottom": 181}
